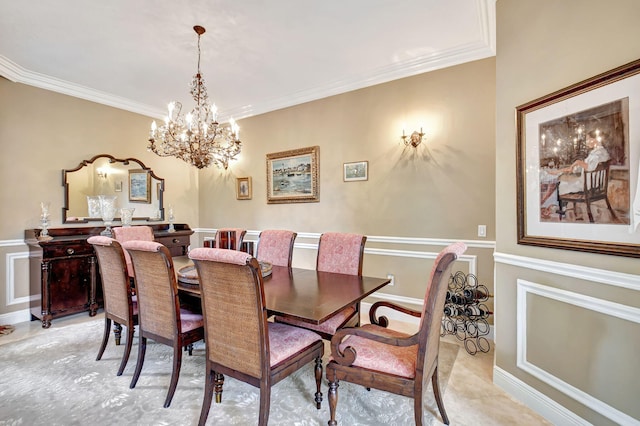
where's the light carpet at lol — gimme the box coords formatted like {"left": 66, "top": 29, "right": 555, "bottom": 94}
{"left": 0, "top": 318, "right": 458, "bottom": 425}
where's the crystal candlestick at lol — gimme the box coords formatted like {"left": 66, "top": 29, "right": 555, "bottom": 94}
{"left": 38, "top": 202, "right": 53, "bottom": 241}
{"left": 168, "top": 205, "right": 176, "bottom": 233}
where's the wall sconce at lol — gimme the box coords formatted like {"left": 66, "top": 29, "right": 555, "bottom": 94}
{"left": 402, "top": 128, "right": 425, "bottom": 147}
{"left": 96, "top": 167, "right": 108, "bottom": 179}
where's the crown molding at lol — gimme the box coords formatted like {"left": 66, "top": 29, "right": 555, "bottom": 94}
{"left": 0, "top": 55, "right": 164, "bottom": 118}
{"left": 0, "top": 0, "right": 496, "bottom": 120}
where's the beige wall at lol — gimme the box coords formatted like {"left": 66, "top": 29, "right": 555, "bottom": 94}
{"left": 1, "top": 58, "right": 496, "bottom": 329}
{"left": 0, "top": 78, "right": 200, "bottom": 317}
{"left": 199, "top": 57, "right": 496, "bottom": 302}
{"left": 496, "top": 1, "right": 640, "bottom": 424}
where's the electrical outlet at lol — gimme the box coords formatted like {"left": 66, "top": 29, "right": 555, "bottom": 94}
{"left": 387, "top": 273, "right": 395, "bottom": 286}
{"left": 477, "top": 225, "right": 487, "bottom": 238}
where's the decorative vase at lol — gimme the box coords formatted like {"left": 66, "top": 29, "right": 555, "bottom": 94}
{"left": 87, "top": 196, "right": 101, "bottom": 218}
{"left": 99, "top": 195, "right": 118, "bottom": 237}
{"left": 120, "top": 208, "right": 135, "bottom": 227}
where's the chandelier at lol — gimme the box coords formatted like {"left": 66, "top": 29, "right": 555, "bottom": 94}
{"left": 148, "top": 25, "right": 241, "bottom": 169}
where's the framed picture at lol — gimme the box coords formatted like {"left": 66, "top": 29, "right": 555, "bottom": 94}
{"left": 343, "top": 161, "right": 368, "bottom": 182}
{"left": 516, "top": 58, "right": 640, "bottom": 258}
{"left": 128, "top": 169, "right": 151, "bottom": 203}
{"left": 114, "top": 181, "right": 123, "bottom": 192}
{"left": 236, "top": 177, "right": 252, "bottom": 200}
{"left": 266, "top": 146, "right": 319, "bottom": 204}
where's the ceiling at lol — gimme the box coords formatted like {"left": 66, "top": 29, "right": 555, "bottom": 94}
{"left": 0, "top": 0, "right": 495, "bottom": 122}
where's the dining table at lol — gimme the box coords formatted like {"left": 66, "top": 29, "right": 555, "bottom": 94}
{"left": 173, "top": 257, "right": 391, "bottom": 325}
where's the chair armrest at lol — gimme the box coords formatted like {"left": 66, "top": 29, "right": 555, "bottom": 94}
{"left": 330, "top": 325, "right": 419, "bottom": 367}
{"left": 369, "top": 301, "right": 421, "bottom": 328}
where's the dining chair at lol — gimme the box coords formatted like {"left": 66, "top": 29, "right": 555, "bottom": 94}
{"left": 112, "top": 225, "right": 155, "bottom": 279}
{"left": 188, "top": 247, "right": 324, "bottom": 426}
{"left": 122, "top": 240, "right": 204, "bottom": 408}
{"left": 87, "top": 236, "right": 138, "bottom": 376}
{"left": 255, "top": 229, "right": 297, "bottom": 267}
{"left": 274, "top": 232, "right": 367, "bottom": 340}
{"left": 326, "top": 242, "right": 467, "bottom": 426}
{"left": 213, "top": 227, "right": 247, "bottom": 250}
{"left": 557, "top": 159, "right": 617, "bottom": 223}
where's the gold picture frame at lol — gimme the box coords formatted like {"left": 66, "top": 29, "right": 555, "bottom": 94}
{"left": 516, "top": 58, "right": 640, "bottom": 258}
{"left": 236, "top": 177, "right": 252, "bottom": 200}
{"left": 266, "top": 146, "right": 319, "bottom": 204}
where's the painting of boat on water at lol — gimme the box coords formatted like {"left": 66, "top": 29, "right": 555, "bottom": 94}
{"left": 266, "top": 146, "right": 319, "bottom": 204}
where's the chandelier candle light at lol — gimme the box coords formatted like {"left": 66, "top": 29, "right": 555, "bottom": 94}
{"left": 148, "top": 25, "right": 241, "bottom": 169}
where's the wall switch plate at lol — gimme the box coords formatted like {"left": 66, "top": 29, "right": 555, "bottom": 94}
{"left": 386, "top": 273, "right": 395, "bottom": 286}
{"left": 478, "top": 225, "right": 487, "bottom": 237}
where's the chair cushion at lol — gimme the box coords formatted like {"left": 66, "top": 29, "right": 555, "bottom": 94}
{"left": 275, "top": 306, "right": 356, "bottom": 335}
{"left": 333, "top": 324, "right": 417, "bottom": 379}
{"left": 268, "top": 322, "right": 322, "bottom": 366}
{"left": 179, "top": 308, "right": 204, "bottom": 332}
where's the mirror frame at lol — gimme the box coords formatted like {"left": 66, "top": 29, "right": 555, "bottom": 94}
{"left": 62, "top": 154, "right": 165, "bottom": 223}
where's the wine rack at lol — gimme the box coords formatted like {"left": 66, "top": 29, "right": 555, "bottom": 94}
{"left": 441, "top": 271, "right": 493, "bottom": 355}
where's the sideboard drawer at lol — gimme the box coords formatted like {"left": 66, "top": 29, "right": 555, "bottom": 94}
{"left": 43, "top": 242, "right": 93, "bottom": 258}
{"left": 156, "top": 235, "right": 190, "bottom": 257}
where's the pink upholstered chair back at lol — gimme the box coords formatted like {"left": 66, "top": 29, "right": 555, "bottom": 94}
{"left": 112, "top": 226, "right": 155, "bottom": 277}
{"left": 418, "top": 242, "right": 467, "bottom": 373}
{"left": 256, "top": 230, "right": 297, "bottom": 267}
{"left": 215, "top": 228, "right": 247, "bottom": 250}
{"left": 316, "top": 232, "right": 366, "bottom": 275}
{"left": 113, "top": 226, "right": 154, "bottom": 242}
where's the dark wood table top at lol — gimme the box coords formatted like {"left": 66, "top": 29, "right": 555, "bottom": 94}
{"left": 177, "top": 264, "right": 390, "bottom": 325}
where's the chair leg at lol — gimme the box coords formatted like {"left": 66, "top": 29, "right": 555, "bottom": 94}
{"left": 117, "top": 325, "right": 135, "bottom": 376}
{"left": 214, "top": 373, "right": 224, "bottom": 403}
{"left": 130, "top": 335, "right": 147, "bottom": 389}
{"left": 431, "top": 365, "right": 449, "bottom": 425}
{"left": 96, "top": 317, "right": 111, "bottom": 361}
{"left": 113, "top": 322, "right": 122, "bottom": 345}
{"left": 585, "top": 200, "right": 594, "bottom": 223}
{"left": 314, "top": 356, "right": 323, "bottom": 409}
{"left": 258, "top": 383, "right": 271, "bottom": 426}
{"left": 328, "top": 380, "right": 339, "bottom": 426}
{"left": 198, "top": 368, "right": 215, "bottom": 426}
{"left": 605, "top": 197, "right": 618, "bottom": 222}
{"left": 164, "top": 343, "right": 183, "bottom": 408}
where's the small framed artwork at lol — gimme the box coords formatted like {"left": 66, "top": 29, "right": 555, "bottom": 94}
{"left": 516, "top": 58, "right": 640, "bottom": 258}
{"left": 114, "top": 181, "right": 123, "bottom": 192}
{"left": 266, "top": 146, "right": 319, "bottom": 204}
{"left": 236, "top": 177, "right": 252, "bottom": 200}
{"left": 343, "top": 161, "right": 368, "bottom": 182}
{"left": 129, "top": 169, "right": 151, "bottom": 203}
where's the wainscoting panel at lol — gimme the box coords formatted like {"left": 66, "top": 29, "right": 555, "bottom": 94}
{"left": 516, "top": 279, "right": 640, "bottom": 425}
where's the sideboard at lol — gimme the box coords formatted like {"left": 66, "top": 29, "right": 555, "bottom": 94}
{"left": 24, "top": 224, "right": 193, "bottom": 328}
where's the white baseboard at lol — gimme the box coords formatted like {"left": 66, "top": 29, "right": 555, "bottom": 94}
{"left": 0, "top": 308, "right": 31, "bottom": 325}
{"left": 493, "top": 366, "right": 590, "bottom": 426}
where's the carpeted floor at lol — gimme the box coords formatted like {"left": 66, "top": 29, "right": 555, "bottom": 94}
{"left": 0, "top": 318, "right": 458, "bottom": 425}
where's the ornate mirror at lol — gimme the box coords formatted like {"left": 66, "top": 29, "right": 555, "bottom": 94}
{"left": 63, "top": 154, "right": 164, "bottom": 223}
